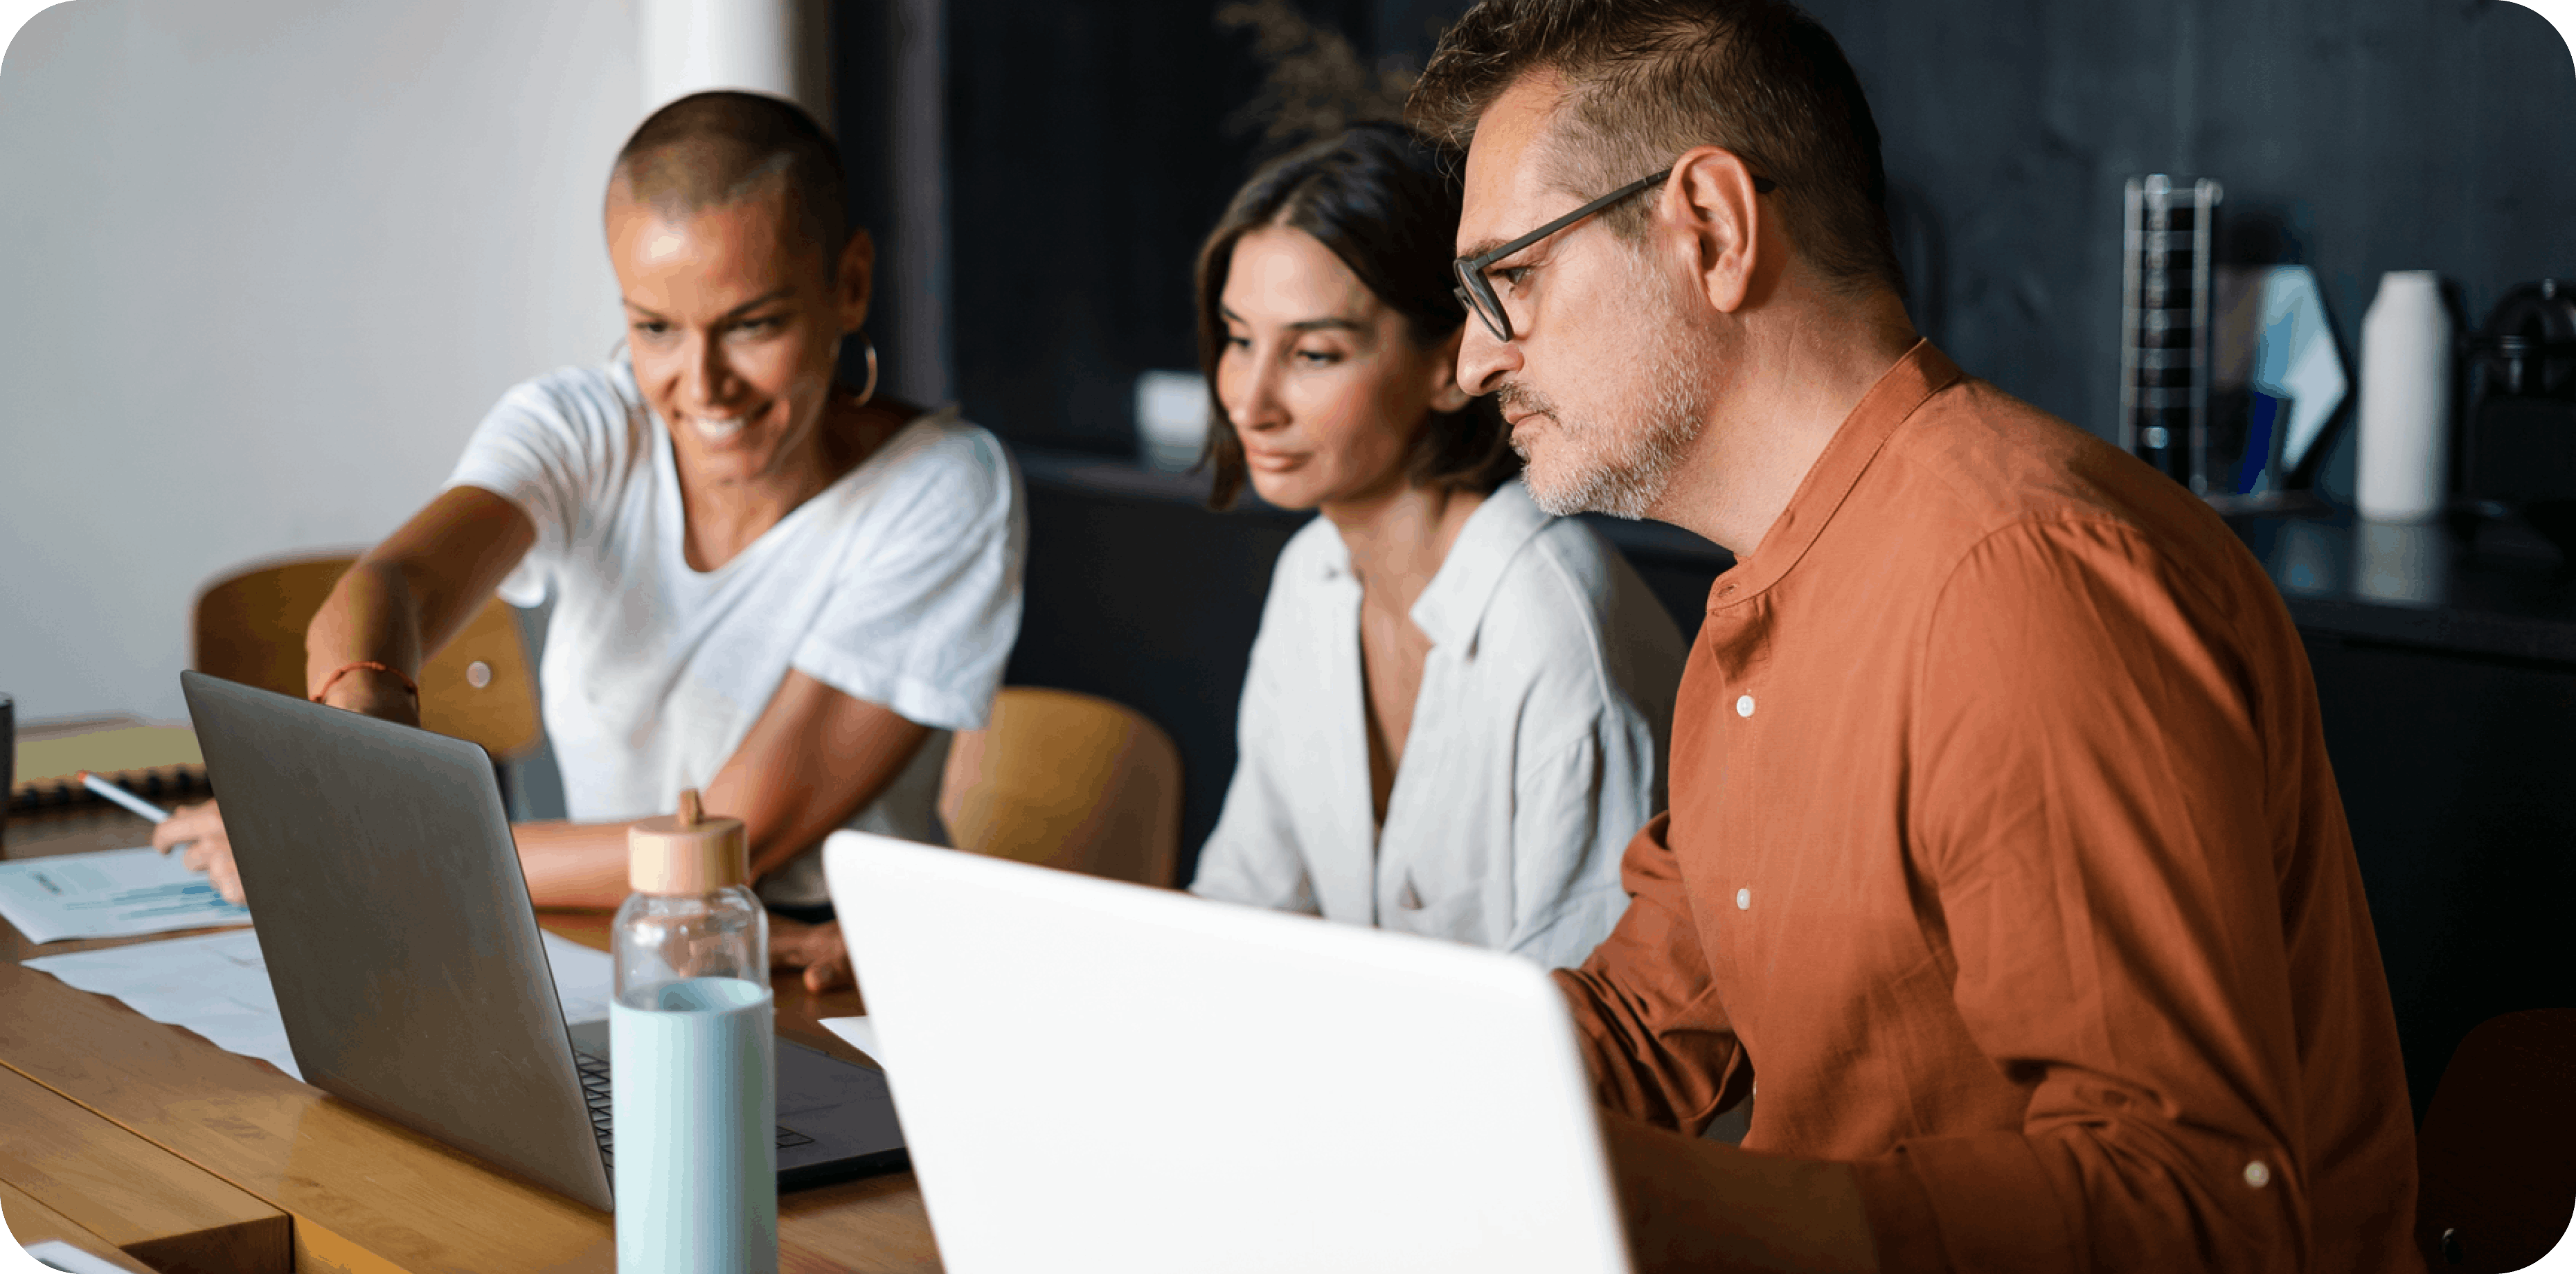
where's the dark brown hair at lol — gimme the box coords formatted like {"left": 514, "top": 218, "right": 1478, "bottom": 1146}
{"left": 1195, "top": 122, "right": 1517, "bottom": 510}
{"left": 609, "top": 91, "right": 847, "bottom": 272}
{"left": 1407, "top": 0, "right": 1904, "bottom": 298}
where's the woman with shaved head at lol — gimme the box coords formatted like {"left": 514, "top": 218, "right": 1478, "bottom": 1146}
{"left": 154, "top": 91, "right": 1024, "bottom": 994}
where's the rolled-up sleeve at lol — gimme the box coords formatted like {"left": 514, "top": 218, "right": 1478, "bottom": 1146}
{"left": 1856, "top": 520, "right": 2314, "bottom": 1272}
{"left": 1555, "top": 811, "right": 1750, "bottom": 1134}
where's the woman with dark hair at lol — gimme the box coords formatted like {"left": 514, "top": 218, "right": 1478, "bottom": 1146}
{"left": 1187, "top": 123, "right": 1688, "bottom": 967}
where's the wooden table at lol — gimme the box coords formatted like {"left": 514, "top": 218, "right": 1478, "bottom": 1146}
{"left": 0, "top": 1181, "right": 164, "bottom": 1273}
{"left": 0, "top": 804, "right": 943, "bottom": 1273}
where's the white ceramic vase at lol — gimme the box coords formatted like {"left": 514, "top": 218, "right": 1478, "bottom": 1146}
{"left": 2355, "top": 271, "right": 2453, "bottom": 522}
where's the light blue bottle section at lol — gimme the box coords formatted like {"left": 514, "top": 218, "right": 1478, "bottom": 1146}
{"left": 611, "top": 976, "right": 778, "bottom": 1274}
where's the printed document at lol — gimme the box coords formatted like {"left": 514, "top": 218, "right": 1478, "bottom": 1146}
{"left": 0, "top": 847, "right": 249, "bottom": 944}
{"left": 23, "top": 927, "right": 616, "bottom": 1082}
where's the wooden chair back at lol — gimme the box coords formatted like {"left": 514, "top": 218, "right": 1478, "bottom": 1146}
{"left": 937, "top": 688, "right": 1183, "bottom": 889}
{"left": 190, "top": 554, "right": 543, "bottom": 762}
{"left": 2415, "top": 1008, "right": 2576, "bottom": 1271}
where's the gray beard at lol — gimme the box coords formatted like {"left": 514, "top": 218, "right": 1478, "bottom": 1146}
{"left": 1508, "top": 307, "right": 1709, "bottom": 521}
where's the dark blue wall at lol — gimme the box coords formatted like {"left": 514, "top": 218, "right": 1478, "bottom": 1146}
{"left": 935, "top": 0, "right": 2576, "bottom": 485}
{"left": 941, "top": 1, "right": 1273, "bottom": 451}
{"left": 1797, "top": 0, "right": 2576, "bottom": 497}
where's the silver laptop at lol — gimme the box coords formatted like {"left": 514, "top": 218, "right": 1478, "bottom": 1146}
{"left": 180, "top": 670, "right": 906, "bottom": 1212}
{"left": 821, "top": 829, "right": 1634, "bottom": 1274}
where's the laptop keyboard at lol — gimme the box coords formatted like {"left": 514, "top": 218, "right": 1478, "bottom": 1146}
{"left": 574, "top": 1047, "right": 816, "bottom": 1167}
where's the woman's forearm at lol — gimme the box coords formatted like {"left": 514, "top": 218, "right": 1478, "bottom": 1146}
{"left": 302, "top": 487, "right": 538, "bottom": 717}
{"left": 704, "top": 672, "right": 932, "bottom": 879}
{"left": 305, "top": 558, "right": 427, "bottom": 693}
{"left": 513, "top": 818, "right": 645, "bottom": 908}
{"left": 510, "top": 793, "right": 861, "bottom": 910}
{"left": 514, "top": 673, "right": 930, "bottom": 911}
{"left": 511, "top": 789, "right": 869, "bottom": 910}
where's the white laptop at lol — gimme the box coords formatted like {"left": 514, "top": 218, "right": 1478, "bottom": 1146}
{"left": 821, "top": 830, "right": 1634, "bottom": 1274}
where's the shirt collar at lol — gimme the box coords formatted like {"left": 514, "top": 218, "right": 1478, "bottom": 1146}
{"left": 1712, "top": 340, "right": 1962, "bottom": 610}
{"left": 1408, "top": 479, "right": 1551, "bottom": 648}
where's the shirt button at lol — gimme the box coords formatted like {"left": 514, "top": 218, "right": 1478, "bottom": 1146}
{"left": 2243, "top": 1160, "right": 2271, "bottom": 1189}
{"left": 1735, "top": 694, "right": 1755, "bottom": 717}
{"left": 1736, "top": 888, "right": 1751, "bottom": 910}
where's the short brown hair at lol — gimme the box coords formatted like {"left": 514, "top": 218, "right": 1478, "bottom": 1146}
{"left": 1196, "top": 123, "right": 1518, "bottom": 510}
{"left": 609, "top": 91, "right": 847, "bottom": 271}
{"left": 1408, "top": 0, "right": 1903, "bottom": 298}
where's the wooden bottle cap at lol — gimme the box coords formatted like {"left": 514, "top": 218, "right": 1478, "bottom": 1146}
{"left": 627, "top": 788, "right": 749, "bottom": 895}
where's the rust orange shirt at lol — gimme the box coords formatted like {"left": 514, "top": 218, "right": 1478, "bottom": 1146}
{"left": 1559, "top": 343, "right": 2418, "bottom": 1273}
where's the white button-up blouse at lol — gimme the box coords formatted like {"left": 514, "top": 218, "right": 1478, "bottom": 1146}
{"left": 1190, "top": 481, "right": 1689, "bottom": 968}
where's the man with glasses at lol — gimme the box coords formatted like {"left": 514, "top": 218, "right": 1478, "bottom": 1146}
{"left": 1412, "top": 2, "right": 2417, "bottom": 1271}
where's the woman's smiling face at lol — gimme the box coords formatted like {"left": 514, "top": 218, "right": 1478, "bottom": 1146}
{"left": 1215, "top": 224, "right": 1465, "bottom": 512}
{"left": 607, "top": 187, "right": 864, "bottom": 487}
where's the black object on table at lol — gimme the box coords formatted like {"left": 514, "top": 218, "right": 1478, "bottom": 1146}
{"left": 2461, "top": 278, "right": 2576, "bottom": 560}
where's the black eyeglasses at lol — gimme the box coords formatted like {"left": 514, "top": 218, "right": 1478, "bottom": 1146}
{"left": 1452, "top": 168, "right": 1779, "bottom": 343}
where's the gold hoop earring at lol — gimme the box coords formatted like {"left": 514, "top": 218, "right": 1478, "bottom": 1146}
{"left": 852, "top": 334, "right": 879, "bottom": 408}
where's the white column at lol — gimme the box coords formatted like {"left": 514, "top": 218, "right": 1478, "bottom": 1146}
{"left": 638, "top": 0, "right": 830, "bottom": 127}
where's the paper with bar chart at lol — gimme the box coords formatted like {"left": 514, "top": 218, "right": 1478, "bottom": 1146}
{"left": 0, "top": 847, "right": 249, "bottom": 944}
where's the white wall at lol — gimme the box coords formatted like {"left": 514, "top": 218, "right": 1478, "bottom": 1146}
{"left": 0, "top": 0, "right": 640, "bottom": 722}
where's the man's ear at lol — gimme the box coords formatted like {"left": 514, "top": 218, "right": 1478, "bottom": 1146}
{"left": 1666, "top": 147, "right": 1767, "bottom": 316}
{"left": 836, "top": 228, "right": 877, "bottom": 334}
{"left": 1427, "top": 323, "right": 1473, "bottom": 413}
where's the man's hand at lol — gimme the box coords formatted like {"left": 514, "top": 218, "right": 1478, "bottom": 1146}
{"left": 770, "top": 916, "right": 855, "bottom": 993}
{"left": 1598, "top": 1111, "right": 1879, "bottom": 1273}
{"left": 150, "top": 800, "right": 246, "bottom": 906}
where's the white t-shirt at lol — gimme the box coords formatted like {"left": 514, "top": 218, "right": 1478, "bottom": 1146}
{"left": 1189, "top": 481, "right": 1688, "bottom": 968}
{"left": 445, "top": 360, "right": 1026, "bottom": 905}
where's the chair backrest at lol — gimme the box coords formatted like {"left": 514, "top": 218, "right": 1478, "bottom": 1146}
{"left": 190, "top": 554, "right": 543, "bottom": 762}
{"left": 2415, "top": 1008, "right": 2576, "bottom": 1271}
{"left": 937, "top": 688, "right": 1183, "bottom": 889}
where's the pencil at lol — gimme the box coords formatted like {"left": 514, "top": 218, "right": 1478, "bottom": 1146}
{"left": 79, "top": 771, "right": 175, "bottom": 825}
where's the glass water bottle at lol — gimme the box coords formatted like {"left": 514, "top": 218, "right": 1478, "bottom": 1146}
{"left": 610, "top": 789, "right": 777, "bottom": 1274}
